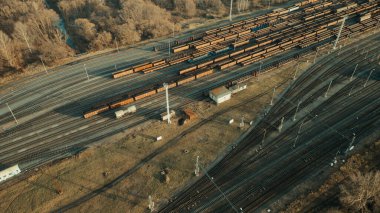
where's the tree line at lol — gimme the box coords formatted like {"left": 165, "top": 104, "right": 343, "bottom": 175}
{"left": 0, "top": 0, "right": 290, "bottom": 78}
{"left": 0, "top": 0, "right": 73, "bottom": 77}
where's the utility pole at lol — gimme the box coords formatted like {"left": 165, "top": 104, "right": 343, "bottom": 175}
{"left": 348, "top": 83, "right": 355, "bottom": 96}
{"left": 172, "top": 23, "right": 175, "bottom": 39}
{"left": 258, "top": 61, "right": 264, "bottom": 80}
{"left": 83, "top": 64, "right": 90, "bottom": 80}
{"left": 335, "top": 150, "right": 340, "bottom": 161}
{"left": 115, "top": 40, "right": 119, "bottom": 53}
{"left": 298, "top": 120, "right": 304, "bottom": 134}
{"left": 260, "top": 129, "right": 266, "bottom": 149}
{"left": 240, "top": 116, "right": 245, "bottom": 128}
{"left": 259, "top": 61, "right": 263, "bottom": 72}
{"left": 293, "top": 62, "right": 300, "bottom": 80}
{"left": 333, "top": 16, "right": 347, "bottom": 50}
{"left": 324, "top": 80, "right": 332, "bottom": 97}
{"left": 278, "top": 117, "right": 284, "bottom": 133}
{"left": 163, "top": 83, "right": 171, "bottom": 124}
{"left": 293, "top": 135, "right": 299, "bottom": 148}
{"left": 338, "top": 45, "right": 342, "bottom": 55}
{"left": 293, "top": 101, "right": 301, "bottom": 121}
{"left": 6, "top": 103, "right": 18, "bottom": 125}
{"left": 268, "top": 0, "right": 271, "bottom": 9}
{"left": 349, "top": 64, "right": 358, "bottom": 82}
{"left": 148, "top": 195, "right": 155, "bottom": 212}
{"left": 40, "top": 57, "right": 48, "bottom": 74}
{"left": 229, "top": 0, "right": 234, "bottom": 21}
{"left": 200, "top": 166, "right": 239, "bottom": 212}
{"left": 238, "top": 0, "right": 247, "bottom": 13}
{"left": 345, "top": 133, "right": 356, "bottom": 154}
{"left": 270, "top": 87, "right": 276, "bottom": 106}
{"left": 168, "top": 40, "right": 171, "bottom": 57}
{"left": 195, "top": 156, "right": 200, "bottom": 176}
{"left": 293, "top": 120, "right": 304, "bottom": 148}
{"left": 313, "top": 49, "right": 319, "bottom": 63}
{"left": 363, "top": 69, "right": 374, "bottom": 88}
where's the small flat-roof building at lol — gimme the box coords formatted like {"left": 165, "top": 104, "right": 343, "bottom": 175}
{"left": 0, "top": 164, "right": 21, "bottom": 182}
{"left": 209, "top": 86, "right": 232, "bottom": 104}
{"left": 229, "top": 83, "right": 247, "bottom": 94}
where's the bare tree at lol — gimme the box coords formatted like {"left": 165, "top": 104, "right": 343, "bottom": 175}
{"left": 197, "top": 0, "right": 226, "bottom": 16}
{"left": 340, "top": 170, "right": 380, "bottom": 212}
{"left": 90, "top": 31, "right": 112, "bottom": 50}
{"left": 74, "top": 18, "right": 97, "bottom": 41}
{"left": 14, "top": 22, "right": 32, "bottom": 53}
{"left": 175, "top": 0, "right": 197, "bottom": 17}
{"left": 0, "top": 31, "right": 13, "bottom": 65}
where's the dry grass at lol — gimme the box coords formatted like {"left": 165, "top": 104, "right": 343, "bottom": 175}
{"left": 0, "top": 52, "right": 312, "bottom": 213}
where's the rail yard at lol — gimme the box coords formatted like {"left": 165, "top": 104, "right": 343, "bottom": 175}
{"left": 0, "top": 0, "right": 379, "bottom": 211}
{"left": 159, "top": 33, "right": 380, "bottom": 212}
{"left": 83, "top": 0, "right": 380, "bottom": 119}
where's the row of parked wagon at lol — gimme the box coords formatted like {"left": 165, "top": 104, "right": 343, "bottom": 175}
{"left": 111, "top": 0, "right": 325, "bottom": 80}
{"left": 84, "top": 67, "right": 216, "bottom": 118}
{"left": 83, "top": 0, "right": 380, "bottom": 119}
{"left": 111, "top": 0, "right": 368, "bottom": 80}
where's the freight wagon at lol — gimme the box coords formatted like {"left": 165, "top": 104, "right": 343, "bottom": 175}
{"left": 244, "top": 44, "right": 259, "bottom": 51}
{"left": 179, "top": 66, "right": 197, "bottom": 75}
{"left": 177, "top": 75, "right": 196, "bottom": 85}
{"left": 143, "top": 64, "right": 169, "bottom": 74}
{"left": 251, "top": 49, "right": 266, "bottom": 58}
{"left": 229, "top": 49, "right": 245, "bottom": 57}
{"left": 84, "top": 105, "right": 110, "bottom": 118}
{"left": 156, "top": 82, "right": 177, "bottom": 93}
{"left": 134, "top": 89, "right": 157, "bottom": 101}
{"left": 231, "top": 40, "right": 250, "bottom": 49}
{"left": 133, "top": 63, "right": 153, "bottom": 72}
{"left": 173, "top": 44, "right": 190, "bottom": 53}
{"left": 240, "top": 56, "right": 262, "bottom": 66}
{"left": 152, "top": 59, "right": 166, "bottom": 66}
{"left": 197, "top": 60, "right": 214, "bottom": 68}
{"left": 235, "top": 54, "right": 252, "bottom": 63}
{"left": 169, "top": 56, "right": 191, "bottom": 65}
{"left": 214, "top": 54, "right": 230, "bottom": 62}
{"left": 195, "top": 68, "right": 214, "bottom": 79}
{"left": 112, "top": 68, "right": 133, "bottom": 78}
{"left": 109, "top": 97, "right": 134, "bottom": 109}
{"left": 288, "top": 6, "right": 299, "bottom": 12}
{"left": 218, "top": 59, "right": 237, "bottom": 70}
{"left": 191, "top": 53, "right": 211, "bottom": 62}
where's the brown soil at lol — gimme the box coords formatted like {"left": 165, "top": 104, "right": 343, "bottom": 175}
{"left": 282, "top": 141, "right": 380, "bottom": 213}
{"left": 0, "top": 56, "right": 313, "bottom": 213}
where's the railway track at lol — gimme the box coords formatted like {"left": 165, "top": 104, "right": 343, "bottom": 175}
{"left": 158, "top": 31, "right": 380, "bottom": 211}
{"left": 85, "top": 0, "right": 380, "bottom": 118}
{"left": 162, "top": 82, "right": 378, "bottom": 210}
{"left": 0, "top": 40, "right": 322, "bottom": 169}
{"left": 0, "top": 1, "right": 379, "bottom": 204}
{"left": 299, "top": 160, "right": 380, "bottom": 213}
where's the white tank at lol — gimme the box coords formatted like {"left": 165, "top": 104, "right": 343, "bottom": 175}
{"left": 115, "top": 110, "right": 125, "bottom": 119}
{"left": 115, "top": 105, "right": 137, "bottom": 119}
{"left": 126, "top": 105, "right": 137, "bottom": 113}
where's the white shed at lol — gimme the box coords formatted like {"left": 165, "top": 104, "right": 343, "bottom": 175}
{"left": 229, "top": 83, "right": 247, "bottom": 94}
{"left": 0, "top": 164, "right": 21, "bottom": 182}
{"left": 209, "top": 86, "right": 232, "bottom": 104}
